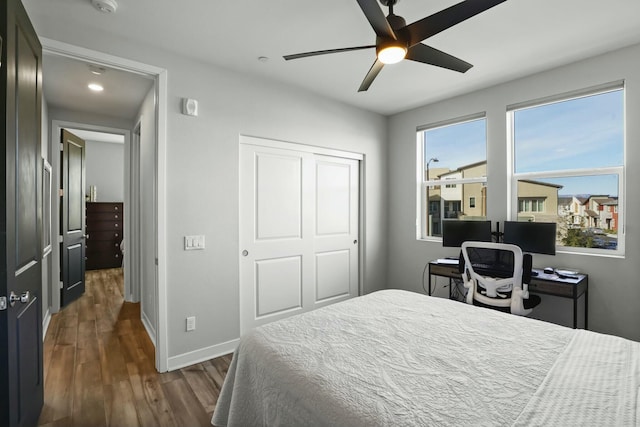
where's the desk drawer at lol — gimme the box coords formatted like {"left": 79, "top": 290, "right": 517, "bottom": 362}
{"left": 529, "top": 280, "right": 573, "bottom": 297}
{"left": 430, "top": 264, "right": 461, "bottom": 278}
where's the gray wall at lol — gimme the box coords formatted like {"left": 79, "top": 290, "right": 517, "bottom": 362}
{"left": 35, "top": 30, "right": 389, "bottom": 363}
{"left": 137, "top": 88, "right": 157, "bottom": 341}
{"left": 388, "top": 43, "right": 640, "bottom": 341}
{"left": 85, "top": 139, "right": 124, "bottom": 202}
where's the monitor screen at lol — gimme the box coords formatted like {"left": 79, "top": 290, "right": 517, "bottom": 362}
{"left": 502, "top": 221, "right": 557, "bottom": 255}
{"left": 442, "top": 220, "right": 492, "bottom": 247}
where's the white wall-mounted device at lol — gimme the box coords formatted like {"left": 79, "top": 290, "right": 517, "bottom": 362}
{"left": 182, "top": 98, "right": 199, "bottom": 117}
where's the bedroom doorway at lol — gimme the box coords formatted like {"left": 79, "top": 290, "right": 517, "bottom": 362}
{"left": 239, "top": 136, "right": 363, "bottom": 332}
{"left": 42, "top": 38, "right": 169, "bottom": 372}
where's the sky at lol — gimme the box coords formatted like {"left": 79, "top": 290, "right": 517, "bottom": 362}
{"left": 424, "top": 89, "right": 624, "bottom": 196}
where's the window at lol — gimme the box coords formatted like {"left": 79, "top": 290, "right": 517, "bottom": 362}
{"left": 509, "top": 84, "right": 624, "bottom": 254}
{"left": 518, "top": 198, "right": 545, "bottom": 213}
{"left": 418, "top": 115, "right": 487, "bottom": 239}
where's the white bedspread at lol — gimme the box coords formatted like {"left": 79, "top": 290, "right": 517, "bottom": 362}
{"left": 212, "top": 289, "right": 639, "bottom": 426}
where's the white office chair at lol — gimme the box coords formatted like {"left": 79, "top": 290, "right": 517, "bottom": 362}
{"left": 460, "top": 241, "right": 540, "bottom": 316}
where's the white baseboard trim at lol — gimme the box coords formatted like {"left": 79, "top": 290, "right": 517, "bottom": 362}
{"left": 42, "top": 308, "right": 52, "bottom": 341}
{"left": 141, "top": 310, "right": 157, "bottom": 347}
{"left": 167, "top": 339, "right": 239, "bottom": 372}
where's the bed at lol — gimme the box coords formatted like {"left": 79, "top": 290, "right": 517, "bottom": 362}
{"left": 212, "top": 289, "right": 639, "bottom": 426}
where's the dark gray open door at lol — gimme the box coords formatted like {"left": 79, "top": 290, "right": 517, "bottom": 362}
{"left": 0, "top": 0, "right": 44, "bottom": 426}
{"left": 60, "top": 129, "right": 86, "bottom": 306}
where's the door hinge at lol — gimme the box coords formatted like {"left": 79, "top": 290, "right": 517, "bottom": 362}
{"left": 59, "top": 281, "right": 64, "bottom": 290}
{"left": 59, "top": 189, "right": 64, "bottom": 197}
{"left": 0, "top": 296, "right": 7, "bottom": 311}
{"left": 60, "top": 142, "right": 64, "bottom": 151}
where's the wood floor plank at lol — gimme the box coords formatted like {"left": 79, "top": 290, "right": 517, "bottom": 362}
{"left": 38, "top": 345, "right": 76, "bottom": 424}
{"left": 72, "top": 359, "right": 106, "bottom": 427}
{"left": 104, "top": 380, "right": 140, "bottom": 427}
{"left": 180, "top": 364, "right": 222, "bottom": 415}
{"left": 162, "top": 377, "right": 211, "bottom": 427}
{"left": 38, "top": 268, "right": 233, "bottom": 427}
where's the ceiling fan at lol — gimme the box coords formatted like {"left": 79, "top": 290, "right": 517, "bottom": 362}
{"left": 284, "top": 0, "right": 507, "bottom": 92}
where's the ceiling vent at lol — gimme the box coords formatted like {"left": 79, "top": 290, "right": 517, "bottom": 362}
{"left": 91, "top": 0, "right": 118, "bottom": 13}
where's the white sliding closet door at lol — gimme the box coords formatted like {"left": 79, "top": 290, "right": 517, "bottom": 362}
{"left": 239, "top": 138, "right": 360, "bottom": 333}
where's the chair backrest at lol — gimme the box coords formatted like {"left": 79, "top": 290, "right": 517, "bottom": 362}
{"left": 461, "top": 241, "right": 533, "bottom": 316}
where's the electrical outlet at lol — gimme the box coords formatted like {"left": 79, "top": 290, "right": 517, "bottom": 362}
{"left": 186, "top": 316, "right": 196, "bottom": 331}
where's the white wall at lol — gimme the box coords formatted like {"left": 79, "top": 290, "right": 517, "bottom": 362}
{"left": 35, "top": 30, "right": 389, "bottom": 365}
{"left": 85, "top": 139, "right": 124, "bottom": 202}
{"left": 388, "top": 43, "right": 640, "bottom": 341}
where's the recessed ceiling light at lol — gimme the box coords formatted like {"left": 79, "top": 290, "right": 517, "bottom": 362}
{"left": 258, "top": 56, "right": 269, "bottom": 63}
{"left": 91, "top": 0, "right": 117, "bottom": 13}
{"left": 88, "top": 83, "right": 104, "bottom": 92}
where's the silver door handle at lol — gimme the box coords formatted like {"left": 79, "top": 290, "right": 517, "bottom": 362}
{"left": 9, "top": 290, "right": 30, "bottom": 306}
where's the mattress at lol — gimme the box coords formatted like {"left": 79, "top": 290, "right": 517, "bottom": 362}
{"left": 212, "top": 289, "right": 639, "bottom": 426}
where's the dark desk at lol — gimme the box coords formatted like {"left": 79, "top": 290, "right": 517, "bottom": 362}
{"left": 428, "top": 260, "right": 588, "bottom": 329}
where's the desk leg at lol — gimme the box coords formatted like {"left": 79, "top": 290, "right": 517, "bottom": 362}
{"left": 573, "top": 297, "right": 578, "bottom": 329}
{"left": 428, "top": 273, "right": 432, "bottom": 296}
{"left": 584, "top": 289, "right": 588, "bottom": 330}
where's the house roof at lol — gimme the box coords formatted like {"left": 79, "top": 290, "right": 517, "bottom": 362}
{"left": 518, "top": 179, "right": 563, "bottom": 189}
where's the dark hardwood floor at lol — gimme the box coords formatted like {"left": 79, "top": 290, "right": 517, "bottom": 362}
{"left": 38, "top": 268, "right": 232, "bottom": 427}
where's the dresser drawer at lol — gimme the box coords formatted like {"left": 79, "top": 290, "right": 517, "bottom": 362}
{"left": 86, "top": 240, "right": 122, "bottom": 254}
{"left": 86, "top": 202, "right": 123, "bottom": 213}
{"left": 86, "top": 211, "right": 122, "bottom": 221}
{"left": 87, "top": 230, "right": 122, "bottom": 242}
{"left": 86, "top": 252, "right": 122, "bottom": 270}
{"left": 86, "top": 219, "right": 122, "bottom": 231}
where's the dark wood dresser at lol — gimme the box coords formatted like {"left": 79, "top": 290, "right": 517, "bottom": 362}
{"left": 85, "top": 202, "right": 124, "bottom": 270}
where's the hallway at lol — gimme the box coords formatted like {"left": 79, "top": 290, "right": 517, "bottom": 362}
{"left": 37, "top": 268, "right": 231, "bottom": 427}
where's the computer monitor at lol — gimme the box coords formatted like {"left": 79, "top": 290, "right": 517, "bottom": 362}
{"left": 502, "top": 221, "right": 557, "bottom": 255}
{"left": 442, "top": 220, "right": 492, "bottom": 247}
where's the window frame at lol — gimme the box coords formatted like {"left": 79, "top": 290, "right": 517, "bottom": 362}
{"left": 416, "top": 113, "right": 488, "bottom": 241}
{"left": 507, "top": 82, "right": 626, "bottom": 256}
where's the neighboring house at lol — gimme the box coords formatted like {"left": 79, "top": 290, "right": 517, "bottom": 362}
{"left": 516, "top": 179, "right": 563, "bottom": 223}
{"left": 586, "top": 196, "right": 619, "bottom": 231}
{"left": 561, "top": 195, "right": 618, "bottom": 231}
{"left": 438, "top": 160, "right": 487, "bottom": 219}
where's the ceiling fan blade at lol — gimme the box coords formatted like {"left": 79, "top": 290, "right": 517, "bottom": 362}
{"left": 406, "top": 0, "right": 507, "bottom": 46}
{"left": 355, "top": 0, "right": 396, "bottom": 40}
{"left": 358, "top": 59, "right": 385, "bottom": 92}
{"left": 406, "top": 44, "right": 472, "bottom": 73}
{"left": 284, "top": 45, "right": 376, "bottom": 61}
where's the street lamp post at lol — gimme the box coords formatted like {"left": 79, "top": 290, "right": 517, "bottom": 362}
{"left": 426, "top": 157, "right": 439, "bottom": 236}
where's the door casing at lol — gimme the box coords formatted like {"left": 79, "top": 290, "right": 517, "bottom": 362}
{"left": 42, "top": 38, "right": 170, "bottom": 372}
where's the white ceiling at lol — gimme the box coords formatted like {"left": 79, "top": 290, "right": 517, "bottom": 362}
{"left": 64, "top": 128, "right": 125, "bottom": 144}
{"left": 24, "top": 0, "right": 640, "bottom": 116}
{"left": 42, "top": 53, "right": 153, "bottom": 120}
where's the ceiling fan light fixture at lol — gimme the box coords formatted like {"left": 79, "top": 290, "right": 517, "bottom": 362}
{"left": 377, "top": 45, "right": 407, "bottom": 64}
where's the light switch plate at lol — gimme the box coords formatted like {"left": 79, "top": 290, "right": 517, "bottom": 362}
{"left": 184, "top": 235, "right": 205, "bottom": 250}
